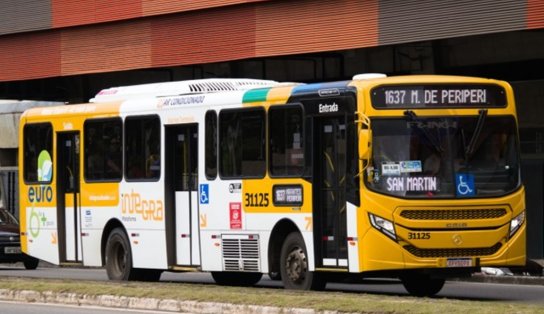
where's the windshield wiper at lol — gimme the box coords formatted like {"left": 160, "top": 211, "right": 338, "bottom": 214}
{"left": 404, "top": 110, "right": 444, "bottom": 154}
{"left": 464, "top": 109, "right": 488, "bottom": 161}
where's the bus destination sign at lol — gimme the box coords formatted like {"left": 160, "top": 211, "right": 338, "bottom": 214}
{"left": 371, "top": 84, "right": 506, "bottom": 108}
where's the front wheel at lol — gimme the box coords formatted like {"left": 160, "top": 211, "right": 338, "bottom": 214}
{"left": 105, "top": 228, "right": 135, "bottom": 281}
{"left": 280, "top": 232, "right": 326, "bottom": 290}
{"left": 401, "top": 274, "right": 445, "bottom": 297}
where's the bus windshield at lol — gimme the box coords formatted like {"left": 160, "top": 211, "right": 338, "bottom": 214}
{"left": 366, "top": 115, "right": 520, "bottom": 198}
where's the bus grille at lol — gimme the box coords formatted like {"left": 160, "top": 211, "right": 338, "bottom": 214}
{"left": 222, "top": 237, "right": 260, "bottom": 272}
{"left": 0, "top": 235, "right": 19, "bottom": 244}
{"left": 403, "top": 243, "right": 502, "bottom": 258}
{"left": 400, "top": 208, "right": 507, "bottom": 220}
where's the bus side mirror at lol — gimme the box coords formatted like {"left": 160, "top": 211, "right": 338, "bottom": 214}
{"left": 359, "top": 128, "right": 372, "bottom": 160}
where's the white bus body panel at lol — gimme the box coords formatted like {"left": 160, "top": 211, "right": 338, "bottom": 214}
{"left": 245, "top": 212, "right": 315, "bottom": 272}
{"left": 191, "top": 191, "right": 200, "bottom": 265}
{"left": 117, "top": 181, "right": 169, "bottom": 269}
{"left": 24, "top": 206, "right": 59, "bottom": 264}
{"left": 347, "top": 202, "right": 360, "bottom": 272}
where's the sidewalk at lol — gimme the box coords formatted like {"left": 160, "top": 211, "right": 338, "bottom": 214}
{"left": 0, "top": 289, "right": 317, "bottom": 314}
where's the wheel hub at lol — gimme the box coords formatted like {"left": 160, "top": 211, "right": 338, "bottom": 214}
{"left": 285, "top": 247, "right": 307, "bottom": 283}
{"left": 114, "top": 242, "right": 127, "bottom": 272}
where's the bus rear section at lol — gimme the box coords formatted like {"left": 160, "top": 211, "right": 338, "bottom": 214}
{"left": 356, "top": 77, "right": 525, "bottom": 296}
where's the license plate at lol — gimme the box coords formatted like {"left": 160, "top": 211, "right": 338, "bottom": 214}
{"left": 447, "top": 258, "right": 472, "bottom": 267}
{"left": 4, "top": 247, "right": 21, "bottom": 254}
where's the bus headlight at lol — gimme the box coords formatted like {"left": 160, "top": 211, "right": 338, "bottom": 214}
{"left": 509, "top": 211, "right": 525, "bottom": 238}
{"left": 369, "top": 213, "right": 397, "bottom": 241}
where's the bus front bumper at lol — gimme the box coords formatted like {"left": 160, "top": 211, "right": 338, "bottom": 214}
{"left": 360, "top": 222, "right": 526, "bottom": 273}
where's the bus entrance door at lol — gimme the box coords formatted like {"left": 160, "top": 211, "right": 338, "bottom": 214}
{"left": 56, "top": 132, "right": 81, "bottom": 263}
{"left": 166, "top": 124, "right": 200, "bottom": 266}
{"left": 314, "top": 116, "right": 348, "bottom": 269}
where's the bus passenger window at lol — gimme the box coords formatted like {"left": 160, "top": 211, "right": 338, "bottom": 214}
{"left": 23, "top": 123, "right": 53, "bottom": 183}
{"left": 205, "top": 111, "right": 217, "bottom": 179}
{"left": 219, "top": 108, "right": 265, "bottom": 178}
{"left": 125, "top": 116, "right": 161, "bottom": 181}
{"left": 269, "top": 105, "right": 304, "bottom": 176}
{"left": 84, "top": 118, "right": 122, "bottom": 182}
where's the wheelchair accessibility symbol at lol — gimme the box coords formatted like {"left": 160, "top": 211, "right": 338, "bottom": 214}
{"left": 455, "top": 173, "right": 475, "bottom": 196}
{"left": 200, "top": 184, "right": 209, "bottom": 204}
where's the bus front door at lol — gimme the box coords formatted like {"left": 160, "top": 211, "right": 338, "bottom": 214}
{"left": 56, "top": 132, "right": 81, "bottom": 263}
{"left": 165, "top": 124, "right": 200, "bottom": 266}
{"left": 313, "top": 116, "right": 348, "bottom": 269}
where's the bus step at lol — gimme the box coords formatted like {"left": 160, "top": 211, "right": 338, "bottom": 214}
{"left": 315, "top": 267, "right": 348, "bottom": 272}
{"left": 169, "top": 265, "right": 200, "bottom": 272}
{"left": 59, "top": 262, "right": 84, "bottom": 267}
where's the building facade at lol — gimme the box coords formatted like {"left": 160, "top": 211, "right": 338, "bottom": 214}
{"left": 1, "top": 0, "right": 543, "bottom": 259}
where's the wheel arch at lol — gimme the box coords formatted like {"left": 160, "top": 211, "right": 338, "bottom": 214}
{"left": 267, "top": 218, "right": 301, "bottom": 275}
{"left": 100, "top": 218, "right": 126, "bottom": 266}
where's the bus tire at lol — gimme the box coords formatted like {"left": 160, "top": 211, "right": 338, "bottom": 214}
{"left": 211, "top": 271, "right": 263, "bottom": 286}
{"left": 105, "top": 228, "right": 135, "bottom": 281}
{"left": 280, "top": 232, "right": 326, "bottom": 291}
{"left": 401, "top": 274, "right": 445, "bottom": 297}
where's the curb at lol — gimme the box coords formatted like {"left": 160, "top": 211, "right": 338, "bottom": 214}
{"left": 0, "top": 289, "right": 346, "bottom": 314}
{"left": 463, "top": 275, "right": 544, "bottom": 285}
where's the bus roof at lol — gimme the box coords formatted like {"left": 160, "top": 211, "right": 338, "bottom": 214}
{"left": 90, "top": 78, "right": 280, "bottom": 103}
{"left": 91, "top": 75, "right": 508, "bottom": 104}
{"left": 350, "top": 74, "right": 505, "bottom": 86}
{"left": 21, "top": 75, "right": 513, "bottom": 121}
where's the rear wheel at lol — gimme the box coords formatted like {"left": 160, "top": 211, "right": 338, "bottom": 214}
{"left": 280, "top": 232, "right": 326, "bottom": 290}
{"left": 105, "top": 228, "right": 135, "bottom": 281}
{"left": 211, "top": 271, "right": 263, "bottom": 286}
{"left": 401, "top": 274, "right": 445, "bottom": 297}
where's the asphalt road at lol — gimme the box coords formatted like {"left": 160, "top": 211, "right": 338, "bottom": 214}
{"left": 0, "top": 264, "right": 544, "bottom": 305}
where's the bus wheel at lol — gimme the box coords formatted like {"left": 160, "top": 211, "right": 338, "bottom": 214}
{"left": 401, "top": 274, "right": 445, "bottom": 297}
{"left": 280, "top": 232, "right": 326, "bottom": 291}
{"left": 105, "top": 228, "right": 134, "bottom": 281}
{"left": 211, "top": 271, "right": 263, "bottom": 286}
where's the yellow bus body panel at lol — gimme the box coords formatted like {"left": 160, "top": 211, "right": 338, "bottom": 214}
{"left": 19, "top": 102, "right": 121, "bottom": 256}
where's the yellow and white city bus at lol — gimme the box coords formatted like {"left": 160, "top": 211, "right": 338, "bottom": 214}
{"left": 19, "top": 75, "right": 525, "bottom": 296}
